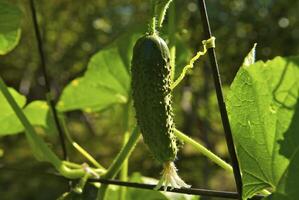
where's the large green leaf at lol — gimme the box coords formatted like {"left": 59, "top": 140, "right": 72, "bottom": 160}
{"left": 57, "top": 31, "right": 142, "bottom": 113}
{"left": 0, "top": 1, "right": 21, "bottom": 55}
{"left": 227, "top": 56, "right": 299, "bottom": 199}
{"left": 265, "top": 148, "right": 299, "bottom": 200}
{"left": 57, "top": 47, "right": 129, "bottom": 112}
{"left": 0, "top": 88, "right": 51, "bottom": 136}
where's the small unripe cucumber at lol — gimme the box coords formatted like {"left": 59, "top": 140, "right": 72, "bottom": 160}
{"left": 131, "top": 34, "right": 177, "bottom": 163}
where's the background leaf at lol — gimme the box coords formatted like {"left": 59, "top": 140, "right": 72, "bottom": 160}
{"left": 0, "top": 88, "right": 51, "bottom": 136}
{"left": 0, "top": 87, "right": 26, "bottom": 135}
{"left": 227, "top": 56, "right": 299, "bottom": 199}
{"left": 57, "top": 30, "right": 143, "bottom": 113}
{"left": 0, "top": 1, "right": 21, "bottom": 55}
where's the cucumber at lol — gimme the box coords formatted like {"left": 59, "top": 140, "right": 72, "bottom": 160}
{"left": 131, "top": 33, "right": 177, "bottom": 163}
{"left": 131, "top": 33, "right": 190, "bottom": 189}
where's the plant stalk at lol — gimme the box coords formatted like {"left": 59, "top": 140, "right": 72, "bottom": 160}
{"left": 119, "top": 100, "right": 131, "bottom": 200}
{"left": 97, "top": 127, "right": 140, "bottom": 200}
{"left": 174, "top": 128, "right": 233, "bottom": 172}
{"left": 168, "top": 1, "right": 176, "bottom": 82}
{"left": 60, "top": 115, "right": 105, "bottom": 170}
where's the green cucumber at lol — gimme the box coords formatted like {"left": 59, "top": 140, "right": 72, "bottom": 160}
{"left": 131, "top": 33, "right": 177, "bottom": 163}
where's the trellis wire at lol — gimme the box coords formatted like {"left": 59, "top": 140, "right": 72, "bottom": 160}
{"left": 29, "top": 0, "right": 68, "bottom": 160}
{"left": 27, "top": 0, "right": 263, "bottom": 199}
{"left": 88, "top": 178, "right": 264, "bottom": 200}
{"left": 197, "top": 0, "right": 243, "bottom": 199}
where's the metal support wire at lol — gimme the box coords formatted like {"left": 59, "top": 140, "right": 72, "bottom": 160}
{"left": 29, "top": 0, "right": 68, "bottom": 160}
{"left": 197, "top": 0, "right": 243, "bottom": 199}
{"left": 89, "top": 179, "right": 263, "bottom": 200}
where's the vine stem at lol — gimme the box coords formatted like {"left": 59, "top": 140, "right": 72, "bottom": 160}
{"left": 175, "top": 129, "right": 272, "bottom": 195}
{"left": 174, "top": 129, "right": 233, "bottom": 172}
{"left": 119, "top": 99, "right": 131, "bottom": 200}
{"left": 197, "top": 0, "right": 242, "bottom": 198}
{"left": 119, "top": 131, "right": 130, "bottom": 200}
{"left": 60, "top": 115, "right": 105, "bottom": 170}
{"left": 168, "top": 1, "right": 176, "bottom": 82}
{"left": 149, "top": 0, "right": 156, "bottom": 35}
{"left": 97, "top": 127, "right": 140, "bottom": 200}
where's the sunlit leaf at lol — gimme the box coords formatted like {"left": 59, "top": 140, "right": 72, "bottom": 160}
{"left": 0, "top": 1, "right": 21, "bottom": 55}
{"left": 242, "top": 43, "right": 257, "bottom": 67}
{"left": 57, "top": 47, "right": 129, "bottom": 112}
{"left": 227, "top": 56, "right": 299, "bottom": 199}
{"left": 0, "top": 87, "right": 25, "bottom": 135}
{"left": 58, "top": 30, "right": 143, "bottom": 113}
{"left": 0, "top": 88, "right": 52, "bottom": 136}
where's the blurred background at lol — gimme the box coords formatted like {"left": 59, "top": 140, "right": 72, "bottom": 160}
{"left": 0, "top": 0, "right": 298, "bottom": 199}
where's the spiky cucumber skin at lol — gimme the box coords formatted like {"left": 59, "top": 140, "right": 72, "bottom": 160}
{"left": 131, "top": 34, "right": 177, "bottom": 163}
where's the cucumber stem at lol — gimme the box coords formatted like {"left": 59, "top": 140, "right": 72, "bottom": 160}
{"left": 149, "top": 0, "right": 157, "bottom": 35}
{"left": 155, "top": 0, "right": 173, "bottom": 27}
{"left": 168, "top": 2, "right": 176, "bottom": 82}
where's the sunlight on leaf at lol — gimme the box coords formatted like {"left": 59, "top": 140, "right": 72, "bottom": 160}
{"left": 0, "top": 87, "right": 25, "bottom": 135}
{"left": 242, "top": 43, "right": 257, "bottom": 67}
{"left": 227, "top": 56, "right": 299, "bottom": 199}
{"left": 0, "top": 88, "right": 52, "bottom": 136}
{"left": 58, "top": 31, "right": 142, "bottom": 112}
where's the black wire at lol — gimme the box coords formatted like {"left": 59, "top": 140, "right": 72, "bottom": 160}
{"left": 89, "top": 178, "right": 263, "bottom": 200}
{"left": 197, "top": 0, "right": 243, "bottom": 199}
{"left": 29, "top": 0, "right": 68, "bottom": 160}
{"left": 0, "top": 166, "right": 264, "bottom": 199}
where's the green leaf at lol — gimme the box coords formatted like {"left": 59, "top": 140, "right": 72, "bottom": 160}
{"left": 58, "top": 31, "right": 143, "bottom": 113}
{"left": 0, "top": 1, "right": 21, "bottom": 55}
{"left": 0, "top": 87, "right": 26, "bottom": 135}
{"left": 265, "top": 148, "right": 299, "bottom": 200}
{"left": 57, "top": 47, "right": 129, "bottom": 112}
{"left": 242, "top": 43, "right": 257, "bottom": 67}
{"left": 227, "top": 56, "right": 299, "bottom": 199}
{"left": 0, "top": 88, "right": 52, "bottom": 136}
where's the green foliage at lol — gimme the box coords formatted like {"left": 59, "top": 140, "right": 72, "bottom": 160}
{"left": 265, "top": 149, "right": 299, "bottom": 200}
{"left": 227, "top": 56, "right": 299, "bottom": 199}
{"left": 0, "top": 1, "right": 21, "bottom": 55}
{"left": 57, "top": 47, "right": 129, "bottom": 112}
{"left": 0, "top": 88, "right": 51, "bottom": 136}
{"left": 58, "top": 31, "right": 142, "bottom": 113}
{"left": 1, "top": 1, "right": 299, "bottom": 199}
